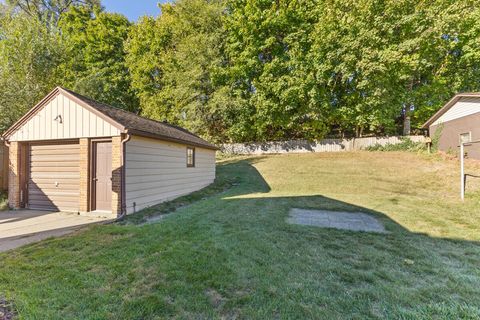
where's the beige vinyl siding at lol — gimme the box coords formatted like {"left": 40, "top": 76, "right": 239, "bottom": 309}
{"left": 28, "top": 142, "right": 80, "bottom": 212}
{"left": 125, "top": 135, "right": 216, "bottom": 214}
{"left": 9, "top": 93, "right": 120, "bottom": 142}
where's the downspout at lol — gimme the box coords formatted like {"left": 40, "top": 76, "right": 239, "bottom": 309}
{"left": 115, "top": 132, "right": 131, "bottom": 222}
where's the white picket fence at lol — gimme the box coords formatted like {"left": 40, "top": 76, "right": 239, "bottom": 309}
{"left": 220, "top": 136, "right": 426, "bottom": 155}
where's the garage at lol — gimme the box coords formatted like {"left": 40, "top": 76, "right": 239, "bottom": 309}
{"left": 28, "top": 142, "right": 80, "bottom": 212}
{"left": 3, "top": 86, "right": 217, "bottom": 217}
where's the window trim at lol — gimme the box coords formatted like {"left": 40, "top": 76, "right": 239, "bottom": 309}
{"left": 186, "top": 147, "right": 195, "bottom": 167}
{"left": 459, "top": 132, "right": 472, "bottom": 144}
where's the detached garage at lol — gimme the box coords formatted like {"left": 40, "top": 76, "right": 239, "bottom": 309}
{"left": 3, "top": 87, "right": 217, "bottom": 217}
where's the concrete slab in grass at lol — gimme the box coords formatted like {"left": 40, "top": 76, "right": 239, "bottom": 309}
{"left": 287, "top": 208, "right": 386, "bottom": 233}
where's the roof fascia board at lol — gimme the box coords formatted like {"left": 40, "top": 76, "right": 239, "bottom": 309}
{"left": 128, "top": 129, "right": 219, "bottom": 150}
{"left": 3, "top": 87, "right": 127, "bottom": 140}
{"left": 58, "top": 88, "right": 126, "bottom": 132}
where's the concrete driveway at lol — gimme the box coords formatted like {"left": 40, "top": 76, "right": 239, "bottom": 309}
{"left": 0, "top": 210, "right": 113, "bottom": 252}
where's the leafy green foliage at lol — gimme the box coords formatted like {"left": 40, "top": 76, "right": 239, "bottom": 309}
{"left": 1, "top": 0, "right": 480, "bottom": 142}
{"left": 125, "top": 0, "right": 227, "bottom": 140}
{"left": 59, "top": 5, "right": 138, "bottom": 111}
{"left": 431, "top": 123, "right": 444, "bottom": 153}
{"left": 6, "top": 0, "right": 100, "bottom": 24}
{"left": 219, "top": 0, "right": 328, "bottom": 142}
{"left": 0, "top": 11, "right": 63, "bottom": 132}
{"left": 366, "top": 138, "right": 426, "bottom": 152}
{"left": 0, "top": 191, "right": 8, "bottom": 211}
{"left": 0, "top": 1, "right": 137, "bottom": 132}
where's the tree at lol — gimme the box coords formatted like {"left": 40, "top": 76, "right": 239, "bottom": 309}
{"left": 58, "top": 5, "right": 138, "bottom": 111}
{"left": 221, "top": 0, "right": 329, "bottom": 141}
{"left": 309, "top": 0, "right": 409, "bottom": 137}
{"left": 126, "top": 0, "right": 227, "bottom": 141}
{"left": 0, "top": 11, "right": 63, "bottom": 132}
{"left": 309, "top": 0, "right": 480, "bottom": 136}
{"left": 6, "top": 0, "right": 100, "bottom": 24}
{"left": 2, "top": 0, "right": 480, "bottom": 142}
{"left": 396, "top": 0, "right": 480, "bottom": 129}
{"left": 0, "top": 2, "right": 136, "bottom": 132}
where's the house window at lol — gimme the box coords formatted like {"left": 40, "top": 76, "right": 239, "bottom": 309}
{"left": 460, "top": 132, "right": 472, "bottom": 144}
{"left": 187, "top": 147, "right": 195, "bottom": 167}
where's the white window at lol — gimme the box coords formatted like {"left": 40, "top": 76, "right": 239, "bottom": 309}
{"left": 460, "top": 132, "right": 472, "bottom": 144}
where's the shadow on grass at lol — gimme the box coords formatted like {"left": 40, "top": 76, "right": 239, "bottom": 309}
{"left": 125, "top": 157, "right": 480, "bottom": 317}
{"left": 126, "top": 156, "right": 479, "bottom": 240}
{"left": 125, "top": 156, "right": 402, "bottom": 230}
{"left": 1, "top": 157, "right": 479, "bottom": 319}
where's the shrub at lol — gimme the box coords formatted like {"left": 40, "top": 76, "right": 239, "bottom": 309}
{"left": 366, "top": 138, "right": 426, "bottom": 152}
{"left": 0, "top": 192, "right": 7, "bottom": 211}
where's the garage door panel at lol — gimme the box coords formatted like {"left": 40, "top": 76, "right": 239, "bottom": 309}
{"left": 28, "top": 189, "right": 80, "bottom": 197}
{"left": 31, "top": 167, "right": 79, "bottom": 173}
{"left": 30, "top": 172, "right": 80, "bottom": 178}
{"left": 31, "top": 157, "right": 78, "bottom": 168}
{"left": 28, "top": 142, "right": 80, "bottom": 212}
{"left": 30, "top": 160, "right": 79, "bottom": 164}
{"left": 30, "top": 158, "right": 80, "bottom": 165}
{"left": 30, "top": 149, "right": 79, "bottom": 157}
{"left": 30, "top": 144, "right": 79, "bottom": 150}
{"left": 28, "top": 192, "right": 79, "bottom": 201}
{"left": 28, "top": 201, "right": 79, "bottom": 212}
{"left": 30, "top": 149, "right": 79, "bottom": 155}
{"left": 29, "top": 181, "right": 79, "bottom": 188}
{"left": 28, "top": 192, "right": 80, "bottom": 200}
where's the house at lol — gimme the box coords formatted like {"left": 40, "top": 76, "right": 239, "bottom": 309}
{"left": 422, "top": 93, "right": 480, "bottom": 159}
{"left": 2, "top": 87, "right": 217, "bottom": 217}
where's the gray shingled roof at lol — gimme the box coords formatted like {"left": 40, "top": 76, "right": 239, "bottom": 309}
{"left": 61, "top": 88, "right": 218, "bottom": 150}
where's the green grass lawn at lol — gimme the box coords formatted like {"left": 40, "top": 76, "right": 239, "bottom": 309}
{"left": 1, "top": 152, "right": 480, "bottom": 319}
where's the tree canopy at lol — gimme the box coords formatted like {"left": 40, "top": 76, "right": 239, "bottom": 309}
{"left": 1, "top": 0, "right": 480, "bottom": 142}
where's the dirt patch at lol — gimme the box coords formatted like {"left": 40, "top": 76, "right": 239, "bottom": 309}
{"left": 125, "top": 175, "right": 238, "bottom": 225}
{"left": 205, "top": 288, "right": 226, "bottom": 308}
{"left": 0, "top": 296, "right": 16, "bottom": 320}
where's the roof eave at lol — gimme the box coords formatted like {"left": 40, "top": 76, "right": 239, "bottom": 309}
{"left": 127, "top": 129, "right": 219, "bottom": 150}
{"left": 58, "top": 87, "right": 126, "bottom": 133}
{"left": 2, "top": 86, "right": 128, "bottom": 140}
{"left": 422, "top": 93, "right": 480, "bottom": 129}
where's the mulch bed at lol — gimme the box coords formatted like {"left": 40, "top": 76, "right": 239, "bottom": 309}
{"left": 0, "top": 296, "right": 16, "bottom": 320}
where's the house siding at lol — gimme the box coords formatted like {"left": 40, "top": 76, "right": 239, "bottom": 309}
{"left": 430, "top": 111, "right": 480, "bottom": 159}
{"left": 9, "top": 93, "right": 120, "bottom": 142}
{"left": 125, "top": 135, "right": 216, "bottom": 214}
{"left": 432, "top": 97, "right": 480, "bottom": 126}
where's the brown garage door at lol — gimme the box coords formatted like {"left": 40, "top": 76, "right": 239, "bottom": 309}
{"left": 28, "top": 142, "right": 80, "bottom": 212}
